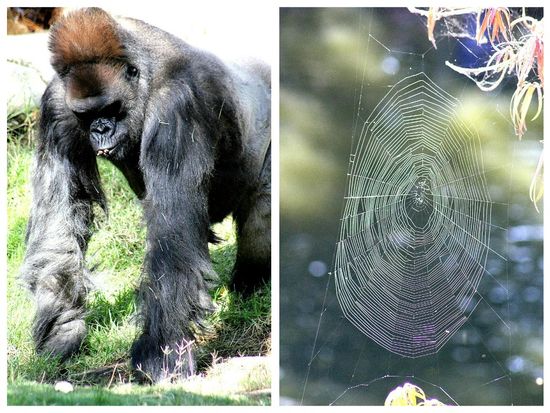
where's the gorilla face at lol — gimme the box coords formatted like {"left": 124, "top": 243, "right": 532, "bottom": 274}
{"left": 62, "top": 61, "right": 142, "bottom": 160}
{"left": 48, "top": 8, "right": 148, "bottom": 162}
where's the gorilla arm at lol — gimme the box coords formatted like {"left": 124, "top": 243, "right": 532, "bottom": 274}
{"left": 20, "top": 81, "right": 106, "bottom": 359}
{"left": 130, "top": 81, "right": 219, "bottom": 381}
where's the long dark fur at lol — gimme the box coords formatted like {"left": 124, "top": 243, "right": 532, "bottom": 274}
{"left": 20, "top": 8, "right": 271, "bottom": 382}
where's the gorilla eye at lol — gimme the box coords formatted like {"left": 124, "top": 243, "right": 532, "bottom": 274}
{"left": 126, "top": 65, "right": 139, "bottom": 79}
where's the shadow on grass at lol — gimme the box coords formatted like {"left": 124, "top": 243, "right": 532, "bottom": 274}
{"left": 198, "top": 241, "right": 271, "bottom": 369}
{"left": 79, "top": 241, "right": 270, "bottom": 378}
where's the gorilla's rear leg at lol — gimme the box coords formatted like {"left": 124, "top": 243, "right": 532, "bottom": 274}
{"left": 232, "top": 150, "right": 271, "bottom": 296}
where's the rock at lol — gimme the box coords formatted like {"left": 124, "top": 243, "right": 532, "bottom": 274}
{"left": 6, "top": 32, "right": 53, "bottom": 113}
{"left": 54, "top": 381, "right": 74, "bottom": 393}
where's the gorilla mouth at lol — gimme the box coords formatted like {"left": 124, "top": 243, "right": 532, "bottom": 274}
{"left": 90, "top": 117, "right": 121, "bottom": 158}
{"left": 96, "top": 143, "right": 118, "bottom": 157}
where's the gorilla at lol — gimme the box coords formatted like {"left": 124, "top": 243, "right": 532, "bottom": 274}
{"left": 19, "top": 8, "right": 271, "bottom": 382}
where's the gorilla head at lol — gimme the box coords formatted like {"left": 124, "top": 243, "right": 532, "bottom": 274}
{"left": 20, "top": 8, "right": 271, "bottom": 382}
{"left": 49, "top": 8, "right": 147, "bottom": 161}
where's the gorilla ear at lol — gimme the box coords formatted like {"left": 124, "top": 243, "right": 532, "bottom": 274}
{"left": 49, "top": 8, "right": 125, "bottom": 74}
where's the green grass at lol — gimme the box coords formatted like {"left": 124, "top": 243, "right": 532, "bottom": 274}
{"left": 8, "top": 380, "right": 269, "bottom": 406}
{"left": 7, "top": 112, "right": 271, "bottom": 406}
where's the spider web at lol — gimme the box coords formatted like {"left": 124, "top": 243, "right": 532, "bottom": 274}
{"left": 335, "top": 72, "right": 495, "bottom": 358}
{"left": 294, "top": 8, "right": 543, "bottom": 406}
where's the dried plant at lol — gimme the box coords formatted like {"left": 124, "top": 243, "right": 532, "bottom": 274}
{"left": 136, "top": 338, "right": 195, "bottom": 383}
{"left": 409, "top": 7, "right": 544, "bottom": 211}
{"left": 385, "top": 382, "right": 446, "bottom": 406}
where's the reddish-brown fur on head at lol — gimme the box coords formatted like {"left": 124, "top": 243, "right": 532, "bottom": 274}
{"left": 67, "top": 63, "right": 123, "bottom": 99}
{"left": 49, "top": 8, "right": 125, "bottom": 73}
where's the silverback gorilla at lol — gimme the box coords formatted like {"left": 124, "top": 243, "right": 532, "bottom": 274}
{"left": 20, "top": 8, "right": 271, "bottom": 382}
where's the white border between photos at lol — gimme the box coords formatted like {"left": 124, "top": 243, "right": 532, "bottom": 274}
{"left": 1, "top": 2, "right": 8, "bottom": 409}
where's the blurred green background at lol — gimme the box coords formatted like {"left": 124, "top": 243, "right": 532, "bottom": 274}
{"left": 280, "top": 8, "right": 543, "bottom": 406}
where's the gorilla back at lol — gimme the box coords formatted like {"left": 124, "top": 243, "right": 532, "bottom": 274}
{"left": 20, "top": 8, "right": 271, "bottom": 382}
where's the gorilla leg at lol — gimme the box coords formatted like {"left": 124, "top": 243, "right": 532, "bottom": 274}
{"left": 131, "top": 119, "right": 217, "bottom": 382}
{"left": 232, "top": 150, "right": 271, "bottom": 296}
{"left": 130, "top": 192, "right": 216, "bottom": 382}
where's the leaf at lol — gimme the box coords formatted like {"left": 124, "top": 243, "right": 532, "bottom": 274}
{"left": 384, "top": 382, "right": 446, "bottom": 406}
{"left": 535, "top": 39, "right": 544, "bottom": 86}
{"left": 427, "top": 8, "right": 438, "bottom": 49}
{"left": 476, "top": 8, "right": 510, "bottom": 44}
{"left": 531, "top": 85, "right": 543, "bottom": 121}
{"left": 516, "top": 38, "right": 537, "bottom": 84}
{"left": 491, "top": 12, "right": 501, "bottom": 42}
{"left": 477, "top": 11, "right": 490, "bottom": 43}
{"left": 520, "top": 84, "right": 536, "bottom": 123}
{"left": 446, "top": 54, "right": 510, "bottom": 92}
{"left": 511, "top": 83, "right": 542, "bottom": 138}
{"left": 529, "top": 147, "right": 544, "bottom": 213}
{"left": 497, "top": 8, "right": 511, "bottom": 41}
{"left": 385, "top": 383, "right": 423, "bottom": 406}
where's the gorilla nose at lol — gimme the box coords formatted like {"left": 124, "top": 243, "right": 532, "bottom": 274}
{"left": 90, "top": 117, "right": 117, "bottom": 156}
{"left": 91, "top": 118, "right": 114, "bottom": 134}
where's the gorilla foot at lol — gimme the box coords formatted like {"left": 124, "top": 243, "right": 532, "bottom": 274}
{"left": 231, "top": 260, "right": 270, "bottom": 297}
{"left": 131, "top": 334, "right": 195, "bottom": 383}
